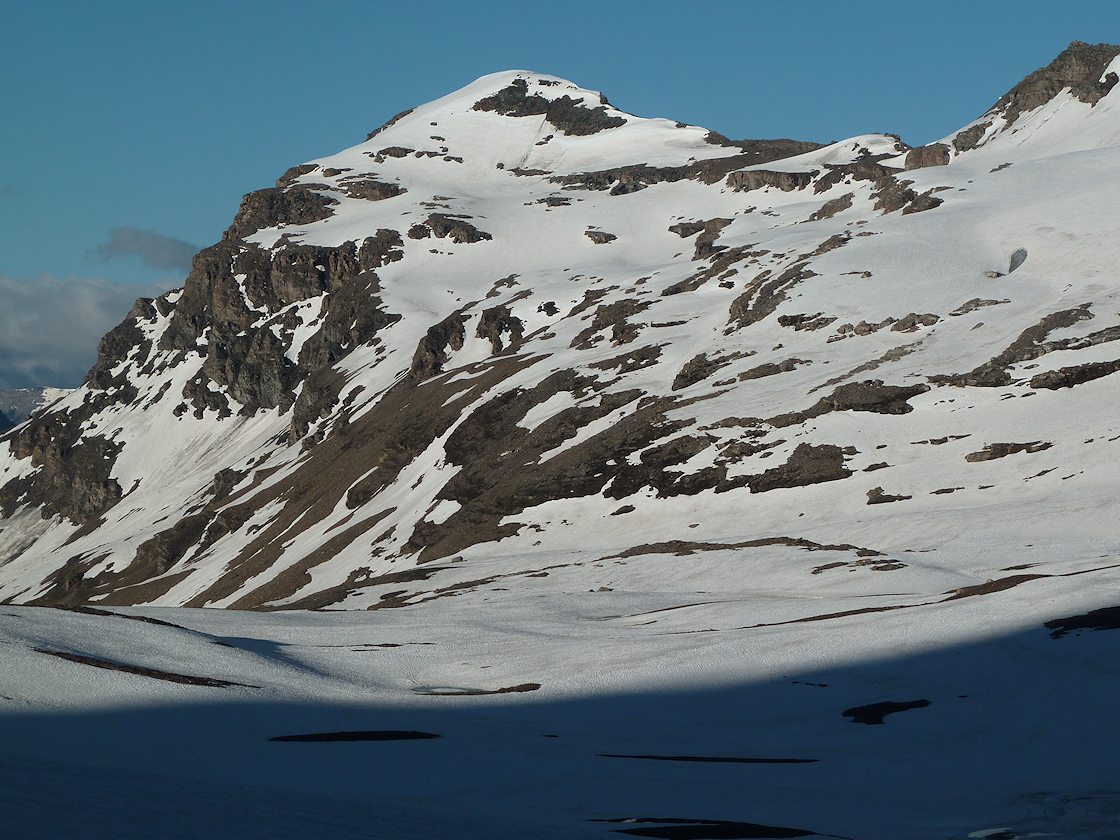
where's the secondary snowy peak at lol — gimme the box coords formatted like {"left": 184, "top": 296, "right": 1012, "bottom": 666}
{"left": 2, "top": 45, "right": 1120, "bottom": 611}
{"left": 897, "top": 42, "right": 1120, "bottom": 167}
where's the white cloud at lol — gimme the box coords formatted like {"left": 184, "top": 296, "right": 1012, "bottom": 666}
{"left": 92, "top": 227, "right": 197, "bottom": 271}
{"left": 0, "top": 274, "right": 170, "bottom": 389}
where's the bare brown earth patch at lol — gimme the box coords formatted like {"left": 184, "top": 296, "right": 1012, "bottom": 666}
{"left": 34, "top": 648, "right": 252, "bottom": 688}
{"left": 166, "top": 356, "right": 539, "bottom": 609}
{"left": 413, "top": 683, "right": 540, "bottom": 696}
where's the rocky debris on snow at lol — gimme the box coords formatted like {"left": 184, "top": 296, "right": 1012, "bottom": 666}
{"left": 472, "top": 77, "right": 625, "bottom": 136}
{"left": 409, "top": 213, "right": 493, "bottom": 243}
{"left": 964, "top": 441, "right": 1053, "bottom": 462}
{"left": 866, "top": 487, "right": 911, "bottom": 505}
{"left": 1029, "top": 358, "right": 1120, "bottom": 389}
{"left": 806, "top": 192, "right": 854, "bottom": 222}
{"left": 335, "top": 176, "right": 406, "bottom": 201}
{"left": 949, "top": 298, "right": 1010, "bottom": 316}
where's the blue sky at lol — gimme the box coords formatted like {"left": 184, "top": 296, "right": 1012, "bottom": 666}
{"left": 1, "top": 0, "right": 1118, "bottom": 387}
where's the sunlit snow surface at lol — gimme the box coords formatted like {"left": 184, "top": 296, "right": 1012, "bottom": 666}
{"left": 3, "top": 64, "right": 1120, "bottom": 837}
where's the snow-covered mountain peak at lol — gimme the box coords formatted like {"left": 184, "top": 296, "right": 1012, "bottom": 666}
{"left": 6, "top": 47, "right": 1120, "bottom": 840}
{"left": 2, "top": 45, "right": 1120, "bottom": 614}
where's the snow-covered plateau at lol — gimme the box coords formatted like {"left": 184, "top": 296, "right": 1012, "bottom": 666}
{"left": 2, "top": 42, "right": 1120, "bottom": 839}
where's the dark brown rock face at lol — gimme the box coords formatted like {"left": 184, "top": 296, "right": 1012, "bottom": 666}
{"left": 275, "top": 163, "right": 318, "bottom": 187}
{"left": 729, "top": 263, "right": 816, "bottom": 328}
{"left": 965, "top": 442, "right": 1053, "bottom": 462}
{"left": 726, "top": 169, "right": 816, "bottom": 192}
{"left": 704, "top": 133, "right": 825, "bottom": 160}
{"left": 417, "top": 214, "right": 492, "bottom": 243}
{"left": 769, "top": 381, "right": 930, "bottom": 428}
{"left": 745, "top": 443, "right": 851, "bottom": 493}
{"left": 554, "top": 142, "right": 821, "bottom": 197}
{"left": 0, "top": 406, "right": 124, "bottom": 524}
{"left": 475, "top": 306, "right": 524, "bottom": 353}
{"left": 1029, "top": 358, "right": 1120, "bottom": 390}
{"left": 672, "top": 353, "right": 728, "bottom": 391}
{"left": 904, "top": 143, "right": 950, "bottom": 170}
{"left": 365, "top": 108, "right": 414, "bottom": 140}
{"left": 990, "top": 41, "right": 1120, "bottom": 124}
{"left": 336, "top": 177, "right": 406, "bottom": 201}
{"left": 866, "top": 487, "right": 911, "bottom": 505}
{"left": 358, "top": 229, "right": 405, "bottom": 269}
{"left": 87, "top": 299, "right": 154, "bottom": 390}
{"left": 472, "top": 78, "right": 626, "bottom": 136}
{"left": 156, "top": 228, "right": 402, "bottom": 421}
{"left": 952, "top": 122, "right": 991, "bottom": 153}
{"left": 807, "top": 193, "right": 853, "bottom": 222}
{"left": 410, "top": 313, "right": 469, "bottom": 379}
{"left": 223, "top": 186, "right": 337, "bottom": 240}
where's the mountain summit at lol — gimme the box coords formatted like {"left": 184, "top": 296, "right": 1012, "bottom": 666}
{"left": 2, "top": 46, "right": 1119, "bottom": 611}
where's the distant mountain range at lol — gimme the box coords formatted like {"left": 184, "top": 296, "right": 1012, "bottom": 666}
{"left": 0, "top": 387, "right": 69, "bottom": 428}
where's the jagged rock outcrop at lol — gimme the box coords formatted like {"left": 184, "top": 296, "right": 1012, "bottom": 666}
{"left": 990, "top": 41, "right": 1120, "bottom": 122}
{"left": 473, "top": 77, "right": 626, "bottom": 135}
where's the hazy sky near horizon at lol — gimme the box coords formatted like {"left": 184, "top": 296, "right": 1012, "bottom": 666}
{"left": 1, "top": 0, "right": 1118, "bottom": 387}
